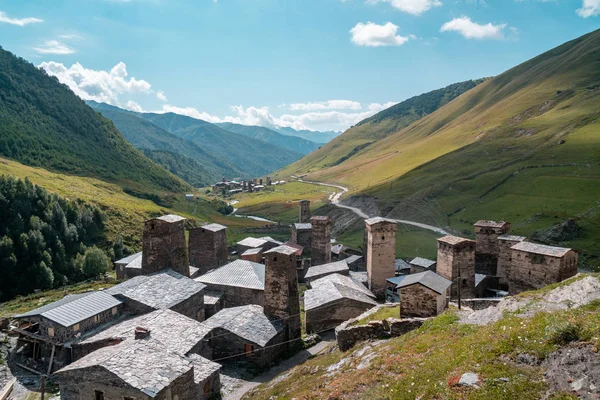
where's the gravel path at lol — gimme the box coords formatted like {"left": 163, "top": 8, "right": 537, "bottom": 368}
{"left": 297, "top": 179, "right": 449, "bottom": 235}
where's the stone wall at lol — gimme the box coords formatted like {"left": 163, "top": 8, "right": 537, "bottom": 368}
{"left": 508, "top": 249, "right": 578, "bottom": 294}
{"left": 292, "top": 226, "right": 312, "bottom": 249}
{"left": 366, "top": 219, "right": 397, "bottom": 298}
{"left": 170, "top": 290, "right": 206, "bottom": 322}
{"left": 497, "top": 237, "right": 524, "bottom": 288}
{"left": 460, "top": 298, "right": 502, "bottom": 310}
{"left": 299, "top": 200, "right": 311, "bottom": 223}
{"left": 202, "top": 283, "right": 263, "bottom": 308}
{"left": 436, "top": 239, "right": 476, "bottom": 299}
{"left": 400, "top": 285, "right": 447, "bottom": 318}
{"left": 142, "top": 217, "right": 189, "bottom": 277}
{"left": 305, "top": 298, "right": 376, "bottom": 333}
{"left": 311, "top": 216, "right": 332, "bottom": 265}
{"left": 189, "top": 227, "right": 228, "bottom": 276}
{"left": 39, "top": 305, "right": 121, "bottom": 343}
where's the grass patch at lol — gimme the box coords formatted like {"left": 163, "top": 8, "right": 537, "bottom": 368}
{"left": 353, "top": 305, "right": 401, "bottom": 325}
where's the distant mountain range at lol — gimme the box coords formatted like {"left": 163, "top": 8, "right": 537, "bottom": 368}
{"left": 87, "top": 101, "right": 324, "bottom": 184}
{"left": 275, "top": 126, "right": 341, "bottom": 144}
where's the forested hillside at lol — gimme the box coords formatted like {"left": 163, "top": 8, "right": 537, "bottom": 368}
{"left": 0, "top": 176, "right": 112, "bottom": 301}
{"left": 0, "top": 47, "right": 188, "bottom": 194}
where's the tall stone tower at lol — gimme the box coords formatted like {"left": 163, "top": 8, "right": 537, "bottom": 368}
{"left": 436, "top": 236, "right": 476, "bottom": 299}
{"left": 142, "top": 214, "right": 189, "bottom": 277}
{"left": 473, "top": 220, "right": 510, "bottom": 275}
{"left": 497, "top": 234, "right": 526, "bottom": 289}
{"left": 188, "top": 223, "right": 228, "bottom": 276}
{"left": 310, "top": 216, "right": 331, "bottom": 265}
{"left": 299, "top": 200, "right": 311, "bottom": 223}
{"left": 365, "top": 217, "right": 397, "bottom": 298}
{"left": 264, "top": 245, "right": 301, "bottom": 341}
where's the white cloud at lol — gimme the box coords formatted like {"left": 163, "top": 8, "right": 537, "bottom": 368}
{"left": 365, "top": 0, "right": 442, "bottom": 15}
{"left": 440, "top": 16, "right": 507, "bottom": 40}
{"left": 156, "top": 90, "right": 168, "bottom": 101}
{"left": 34, "top": 40, "right": 75, "bottom": 55}
{"left": 125, "top": 100, "right": 143, "bottom": 112}
{"left": 160, "top": 105, "right": 224, "bottom": 123}
{"left": 0, "top": 11, "right": 43, "bottom": 26}
{"left": 577, "top": 0, "right": 600, "bottom": 17}
{"left": 39, "top": 61, "right": 153, "bottom": 105}
{"left": 350, "top": 22, "right": 412, "bottom": 47}
{"left": 289, "top": 100, "right": 362, "bottom": 111}
{"left": 58, "top": 34, "right": 83, "bottom": 40}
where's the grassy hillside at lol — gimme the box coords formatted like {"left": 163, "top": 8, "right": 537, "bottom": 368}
{"left": 249, "top": 275, "right": 600, "bottom": 400}
{"left": 278, "top": 79, "right": 485, "bottom": 176}
{"left": 0, "top": 47, "right": 188, "bottom": 194}
{"left": 87, "top": 103, "right": 242, "bottom": 185}
{"left": 137, "top": 112, "right": 304, "bottom": 179}
{"left": 273, "top": 29, "right": 600, "bottom": 262}
{"left": 217, "top": 122, "right": 321, "bottom": 155}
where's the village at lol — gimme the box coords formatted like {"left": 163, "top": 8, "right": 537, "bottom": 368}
{"left": 0, "top": 197, "right": 579, "bottom": 399}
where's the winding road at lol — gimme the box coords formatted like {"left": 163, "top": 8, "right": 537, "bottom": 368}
{"left": 297, "top": 179, "right": 449, "bottom": 236}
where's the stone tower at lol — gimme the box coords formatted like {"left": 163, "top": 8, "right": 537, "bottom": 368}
{"left": 310, "top": 216, "right": 331, "bottom": 265}
{"left": 188, "top": 223, "right": 228, "bottom": 276}
{"left": 365, "top": 217, "right": 397, "bottom": 298}
{"left": 142, "top": 214, "right": 189, "bottom": 277}
{"left": 473, "top": 220, "right": 510, "bottom": 275}
{"left": 264, "top": 245, "right": 301, "bottom": 341}
{"left": 497, "top": 234, "right": 526, "bottom": 289}
{"left": 436, "top": 236, "right": 476, "bottom": 299}
{"left": 299, "top": 200, "right": 311, "bottom": 223}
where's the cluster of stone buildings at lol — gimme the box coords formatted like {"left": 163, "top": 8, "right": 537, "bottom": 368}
{"left": 212, "top": 176, "right": 286, "bottom": 195}
{"left": 8, "top": 200, "right": 579, "bottom": 399}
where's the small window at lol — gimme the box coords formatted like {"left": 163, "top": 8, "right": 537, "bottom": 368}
{"left": 112, "top": 307, "right": 118, "bottom": 315}
{"left": 381, "top": 235, "right": 385, "bottom": 241}
{"left": 94, "top": 315, "right": 100, "bottom": 322}
{"left": 73, "top": 324, "right": 80, "bottom": 332}
{"left": 245, "top": 343, "right": 254, "bottom": 356}
{"left": 48, "top": 327, "right": 54, "bottom": 337}
{"left": 95, "top": 391, "right": 104, "bottom": 400}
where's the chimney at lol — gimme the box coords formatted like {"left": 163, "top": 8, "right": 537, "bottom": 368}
{"left": 134, "top": 327, "right": 150, "bottom": 339}
{"left": 264, "top": 245, "right": 301, "bottom": 341}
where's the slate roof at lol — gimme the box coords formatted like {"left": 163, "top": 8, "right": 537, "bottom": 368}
{"left": 259, "top": 237, "right": 284, "bottom": 246}
{"left": 15, "top": 291, "right": 121, "bottom": 328}
{"left": 237, "top": 237, "right": 268, "bottom": 248}
{"left": 115, "top": 252, "right": 142, "bottom": 266}
{"left": 409, "top": 257, "right": 437, "bottom": 269}
{"left": 203, "top": 305, "right": 284, "bottom": 347}
{"left": 304, "top": 260, "right": 349, "bottom": 280}
{"left": 310, "top": 216, "right": 331, "bottom": 222}
{"left": 57, "top": 339, "right": 194, "bottom": 398}
{"left": 125, "top": 253, "right": 142, "bottom": 270}
{"left": 386, "top": 271, "right": 452, "bottom": 295}
{"left": 282, "top": 241, "right": 304, "bottom": 256}
{"left": 365, "top": 217, "right": 396, "bottom": 226}
{"left": 438, "top": 236, "right": 475, "bottom": 246}
{"left": 265, "top": 245, "right": 298, "bottom": 256}
{"left": 475, "top": 273, "right": 487, "bottom": 287}
{"left": 349, "top": 271, "right": 368, "bottom": 284}
{"left": 344, "top": 255, "right": 363, "bottom": 265}
{"left": 395, "top": 259, "right": 411, "bottom": 273}
{"left": 195, "top": 260, "right": 265, "bottom": 290}
{"left": 204, "top": 290, "right": 223, "bottom": 305}
{"left": 331, "top": 244, "right": 348, "bottom": 255}
{"left": 304, "top": 281, "right": 377, "bottom": 311}
{"left": 242, "top": 248, "right": 263, "bottom": 256}
{"left": 200, "top": 223, "right": 227, "bottom": 232}
{"left": 498, "top": 235, "right": 527, "bottom": 242}
{"left": 474, "top": 220, "right": 509, "bottom": 228}
{"left": 294, "top": 223, "right": 312, "bottom": 230}
{"left": 157, "top": 214, "right": 186, "bottom": 223}
{"left": 310, "top": 273, "right": 376, "bottom": 299}
{"left": 187, "top": 353, "right": 222, "bottom": 384}
{"left": 79, "top": 309, "right": 211, "bottom": 355}
{"left": 106, "top": 270, "right": 206, "bottom": 310}
{"left": 511, "top": 241, "right": 572, "bottom": 257}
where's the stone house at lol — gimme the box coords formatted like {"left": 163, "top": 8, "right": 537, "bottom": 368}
{"left": 189, "top": 223, "right": 228, "bottom": 276}
{"left": 311, "top": 216, "right": 332, "bottom": 265}
{"left": 386, "top": 271, "right": 451, "bottom": 318}
{"left": 409, "top": 257, "right": 437, "bottom": 274}
{"left": 13, "top": 291, "right": 123, "bottom": 372}
{"left": 114, "top": 252, "right": 142, "bottom": 281}
{"left": 203, "top": 305, "right": 286, "bottom": 369}
{"left": 194, "top": 260, "right": 265, "bottom": 308}
{"left": 72, "top": 309, "right": 213, "bottom": 361}
{"left": 475, "top": 274, "right": 501, "bottom": 298}
{"left": 331, "top": 244, "right": 350, "bottom": 261}
{"left": 241, "top": 247, "right": 263, "bottom": 263}
{"left": 436, "top": 236, "right": 476, "bottom": 299}
{"left": 344, "top": 255, "right": 364, "bottom": 271}
{"left": 203, "top": 291, "right": 224, "bottom": 319}
{"left": 56, "top": 338, "right": 220, "bottom": 400}
{"left": 395, "top": 259, "right": 411, "bottom": 276}
{"left": 497, "top": 235, "right": 526, "bottom": 288}
{"left": 142, "top": 214, "right": 189, "bottom": 277}
{"left": 305, "top": 274, "right": 377, "bottom": 333}
{"left": 106, "top": 270, "right": 207, "bottom": 321}
{"left": 304, "top": 260, "right": 350, "bottom": 284}
{"left": 474, "top": 220, "right": 510, "bottom": 275}
{"left": 508, "top": 241, "right": 578, "bottom": 294}
{"left": 291, "top": 223, "right": 312, "bottom": 249}
{"left": 365, "top": 217, "right": 398, "bottom": 298}
{"left": 236, "top": 237, "right": 280, "bottom": 255}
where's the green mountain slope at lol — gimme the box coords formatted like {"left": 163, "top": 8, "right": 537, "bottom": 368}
{"left": 216, "top": 122, "right": 321, "bottom": 155}
{"left": 280, "top": 29, "right": 600, "bottom": 260}
{"left": 279, "top": 79, "right": 485, "bottom": 175}
{"left": 87, "top": 102, "right": 242, "bottom": 185}
{"left": 138, "top": 112, "right": 304, "bottom": 178}
{"left": 0, "top": 47, "right": 188, "bottom": 194}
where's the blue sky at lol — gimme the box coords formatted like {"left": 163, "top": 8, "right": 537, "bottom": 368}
{"left": 1, "top": 0, "right": 598, "bottom": 131}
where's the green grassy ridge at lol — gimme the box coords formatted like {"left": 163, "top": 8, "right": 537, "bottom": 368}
{"left": 0, "top": 47, "right": 188, "bottom": 195}
{"left": 248, "top": 275, "right": 600, "bottom": 400}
